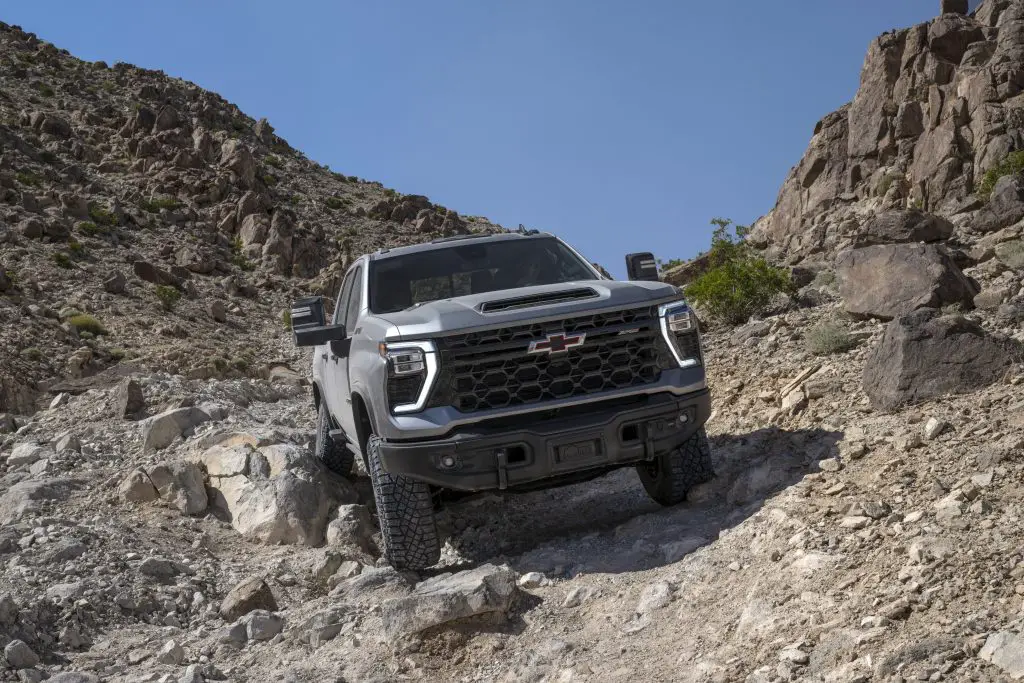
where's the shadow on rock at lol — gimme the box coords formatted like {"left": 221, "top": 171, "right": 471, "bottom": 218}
{"left": 437, "top": 426, "right": 843, "bottom": 576}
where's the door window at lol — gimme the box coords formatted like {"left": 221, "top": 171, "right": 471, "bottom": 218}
{"left": 333, "top": 268, "right": 357, "bottom": 325}
{"left": 344, "top": 266, "right": 363, "bottom": 330}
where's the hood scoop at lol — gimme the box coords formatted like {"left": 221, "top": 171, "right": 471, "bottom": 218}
{"left": 479, "top": 287, "right": 598, "bottom": 313}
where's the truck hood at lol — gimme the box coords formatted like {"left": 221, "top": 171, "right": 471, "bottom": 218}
{"left": 378, "top": 280, "right": 681, "bottom": 340}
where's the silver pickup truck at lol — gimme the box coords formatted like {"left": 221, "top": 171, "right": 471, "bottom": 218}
{"left": 292, "top": 231, "right": 712, "bottom": 570}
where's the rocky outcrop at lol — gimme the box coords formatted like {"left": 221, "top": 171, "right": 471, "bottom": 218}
{"left": 753, "top": 0, "right": 1024, "bottom": 262}
{"left": 862, "top": 308, "right": 1017, "bottom": 409}
{"left": 197, "top": 442, "right": 358, "bottom": 545}
{"left": 837, "top": 243, "right": 979, "bottom": 319}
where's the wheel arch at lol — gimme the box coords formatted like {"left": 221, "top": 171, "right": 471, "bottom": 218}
{"left": 351, "top": 392, "right": 377, "bottom": 466}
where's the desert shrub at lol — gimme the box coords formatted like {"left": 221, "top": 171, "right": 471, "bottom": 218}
{"left": 78, "top": 221, "right": 107, "bottom": 237}
{"left": 52, "top": 252, "right": 73, "bottom": 269}
{"left": 140, "top": 197, "right": 180, "bottom": 213}
{"left": 262, "top": 173, "right": 277, "bottom": 186}
{"left": 20, "top": 347, "right": 42, "bottom": 361}
{"left": 978, "top": 151, "right": 1024, "bottom": 200}
{"left": 265, "top": 155, "right": 283, "bottom": 169}
{"left": 89, "top": 205, "right": 118, "bottom": 226}
{"left": 231, "top": 237, "right": 254, "bottom": 271}
{"left": 325, "top": 196, "right": 347, "bottom": 210}
{"left": 36, "top": 83, "right": 55, "bottom": 97}
{"left": 15, "top": 171, "right": 41, "bottom": 187}
{"left": 155, "top": 285, "right": 181, "bottom": 311}
{"left": 67, "top": 314, "right": 107, "bottom": 335}
{"left": 684, "top": 218, "right": 794, "bottom": 326}
{"left": 806, "top": 322, "right": 857, "bottom": 356}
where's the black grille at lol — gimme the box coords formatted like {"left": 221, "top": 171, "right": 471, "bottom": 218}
{"left": 429, "top": 306, "right": 676, "bottom": 413}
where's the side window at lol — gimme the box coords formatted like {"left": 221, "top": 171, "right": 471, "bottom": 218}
{"left": 344, "top": 266, "right": 363, "bottom": 330}
{"left": 333, "top": 269, "right": 356, "bottom": 325}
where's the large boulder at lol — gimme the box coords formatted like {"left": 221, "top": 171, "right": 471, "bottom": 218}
{"left": 220, "top": 575, "right": 277, "bottom": 621}
{"left": 148, "top": 462, "right": 208, "bottom": 515}
{"left": 837, "top": 244, "right": 978, "bottom": 320}
{"left": 197, "top": 443, "right": 357, "bottom": 545}
{"left": 974, "top": 176, "right": 1024, "bottom": 233}
{"left": 853, "top": 210, "right": 953, "bottom": 246}
{"left": 863, "top": 309, "right": 1017, "bottom": 410}
{"left": 141, "top": 405, "right": 225, "bottom": 451}
{"left": 380, "top": 564, "right": 518, "bottom": 641}
{"left": 0, "top": 478, "right": 78, "bottom": 524}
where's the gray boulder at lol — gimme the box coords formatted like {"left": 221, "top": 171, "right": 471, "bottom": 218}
{"left": 854, "top": 210, "right": 953, "bottom": 247}
{"left": 0, "top": 478, "right": 78, "bottom": 524}
{"left": 3, "top": 639, "right": 39, "bottom": 668}
{"left": 111, "top": 378, "right": 145, "bottom": 418}
{"left": 837, "top": 243, "right": 978, "bottom": 320}
{"left": 147, "top": 462, "right": 208, "bottom": 515}
{"left": 220, "top": 575, "right": 277, "bottom": 621}
{"left": 133, "top": 260, "right": 180, "bottom": 288}
{"left": 118, "top": 470, "right": 158, "bottom": 503}
{"left": 995, "top": 239, "right": 1024, "bottom": 270}
{"left": 380, "top": 564, "right": 518, "bottom": 641}
{"left": 141, "top": 405, "right": 224, "bottom": 451}
{"left": 979, "top": 631, "right": 1024, "bottom": 680}
{"left": 863, "top": 309, "right": 1017, "bottom": 410}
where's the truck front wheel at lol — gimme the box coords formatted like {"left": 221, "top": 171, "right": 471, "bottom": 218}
{"left": 636, "top": 427, "right": 715, "bottom": 506}
{"left": 367, "top": 435, "right": 440, "bottom": 571}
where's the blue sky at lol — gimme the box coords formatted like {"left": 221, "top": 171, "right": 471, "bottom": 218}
{"left": 6, "top": 2, "right": 951, "bottom": 277}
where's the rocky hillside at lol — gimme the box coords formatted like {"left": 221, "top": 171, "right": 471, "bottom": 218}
{"left": 0, "top": 19, "right": 499, "bottom": 416}
{"left": 5, "top": 4, "right": 1024, "bottom": 683}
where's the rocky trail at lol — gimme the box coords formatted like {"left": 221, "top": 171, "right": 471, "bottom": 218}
{"left": 5, "top": 0, "right": 1024, "bottom": 681}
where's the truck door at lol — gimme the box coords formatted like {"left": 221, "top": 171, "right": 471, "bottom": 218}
{"left": 326, "top": 264, "right": 363, "bottom": 445}
{"left": 324, "top": 265, "right": 357, "bottom": 431}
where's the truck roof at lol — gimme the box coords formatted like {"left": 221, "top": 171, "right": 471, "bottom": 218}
{"left": 369, "top": 231, "right": 554, "bottom": 261}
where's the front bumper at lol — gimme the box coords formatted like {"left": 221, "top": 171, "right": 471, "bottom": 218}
{"left": 377, "top": 389, "right": 711, "bottom": 492}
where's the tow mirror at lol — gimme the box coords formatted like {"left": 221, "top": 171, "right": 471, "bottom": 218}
{"left": 625, "top": 252, "right": 660, "bottom": 281}
{"left": 291, "top": 297, "right": 347, "bottom": 348}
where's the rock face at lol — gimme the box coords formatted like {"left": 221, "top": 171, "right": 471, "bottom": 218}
{"left": 853, "top": 209, "right": 953, "bottom": 247}
{"left": 380, "top": 564, "right": 518, "bottom": 641}
{"left": 752, "top": 1, "right": 1024, "bottom": 261}
{"left": 979, "top": 631, "right": 1024, "bottom": 679}
{"left": 863, "top": 309, "right": 1016, "bottom": 409}
{"left": 837, "top": 243, "right": 978, "bottom": 319}
{"left": 198, "top": 443, "right": 357, "bottom": 545}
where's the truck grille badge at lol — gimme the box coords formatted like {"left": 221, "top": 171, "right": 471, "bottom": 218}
{"left": 527, "top": 332, "right": 586, "bottom": 355}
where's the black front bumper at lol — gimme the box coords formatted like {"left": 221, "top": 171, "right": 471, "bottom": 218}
{"left": 377, "top": 390, "right": 711, "bottom": 492}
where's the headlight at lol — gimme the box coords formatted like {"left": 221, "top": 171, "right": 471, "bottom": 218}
{"left": 658, "top": 302, "right": 702, "bottom": 369}
{"left": 379, "top": 341, "right": 438, "bottom": 413}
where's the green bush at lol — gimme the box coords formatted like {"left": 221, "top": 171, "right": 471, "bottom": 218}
{"left": 68, "top": 314, "right": 107, "bottom": 335}
{"left": 52, "top": 252, "right": 73, "bottom": 269}
{"left": 684, "top": 218, "right": 794, "bottom": 326}
{"left": 155, "top": 285, "right": 181, "bottom": 311}
{"left": 805, "top": 322, "right": 857, "bottom": 356}
{"left": 89, "top": 205, "right": 118, "bottom": 227}
{"left": 140, "top": 197, "right": 180, "bottom": 213}
{"left": 37, "top": 83, "right": 55, "bottom": 98}
{"left": 262, "top": 173, "right": 278, "bottom": 186}
{"left": 78, "top": 221, "right": 107, "bottom": 237}
{"left": 15, "top": 171, "right": 41, "bottom": 187}
{"left": 20, "top": 347, "right": 42, "bottom": 361}
{"left": 265, "top": 155, "right": 283, "bottom": 169}
{"left": 231, "top": 236, "right": 254, "bottom": 271}
{"left": 325, "top": 196, "right": 345, "bottom": 210}
{"left": 978, "top": 151, "right": 1024, "bottom": 200}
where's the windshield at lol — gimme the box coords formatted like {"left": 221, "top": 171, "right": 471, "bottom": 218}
{"left": 369, "top": 237, "right": 597, "bottom": 314}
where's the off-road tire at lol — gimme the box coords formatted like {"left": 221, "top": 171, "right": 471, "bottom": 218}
{"left": 367, "top": 435, "right": 440, "bottom": 571}
{"left": 636, "top": 427, "right": 714, "bottom": 506}
{"left": 314, "top": 401, "right": 354, "bottom": 477}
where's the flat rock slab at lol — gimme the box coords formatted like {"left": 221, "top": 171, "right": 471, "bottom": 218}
{"left": 980, "top": 631, "right": 1024, "bottom": 679}
{"left": 381, "top": 563, "right": 518, "bottom": 641}
{"left": 0, "top": 478, "right": 79, "bottom": 524}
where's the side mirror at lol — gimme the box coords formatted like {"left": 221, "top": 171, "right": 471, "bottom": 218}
{"left": 290, "top": 296, "right": 326, "bottom": 329}
{"left": 625, "top": 252, "right": 660, "bottom": 281}
{"left": 291, "top": 296, "right": 347, "bottom": 348}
